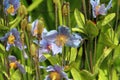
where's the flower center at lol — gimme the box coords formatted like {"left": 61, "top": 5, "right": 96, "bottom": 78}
{"left": 8, "top": 34, "right": 15, "bottom": 44}
{"left": 9, "top": 62, "right": 17, "bottom": 69}
{"left": 49, "top": 71, "right": 61, "bottom": 80}
{"left": 56, "top": 34, "right": 68, "bottom": 46}
{"left": 7, "top": 4, "right": 15, "bottom": 14}
{"left": 33, "top": 28, "right": 38, "bottom": 36}
{"left": 47, "top": 44, "right": 52, "bottom": 50}
{"left": 95, "top": 5, "right": 100, "bottom": 16}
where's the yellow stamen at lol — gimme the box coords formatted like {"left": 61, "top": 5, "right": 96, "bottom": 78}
{"left": 56, "top": 34, "right": 68, "bottom": 46}
{"left": 8, "top": 34, "right": 15, "bottom": 44}
{"left": 7, "top": 4, "right": 15, "bottom": 14}
{"left": 9, "top": 62, "right": 17, "bottom": 69}
{"left": 49, "top": 71, "right": 61, "bottom": 80}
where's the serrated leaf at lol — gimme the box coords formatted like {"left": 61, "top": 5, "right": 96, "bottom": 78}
{"left": 102, "top": 13, "right": 115, "bottom": 26}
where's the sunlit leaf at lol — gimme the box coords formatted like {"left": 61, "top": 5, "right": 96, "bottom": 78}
{"left": 102, "top": 13, "right": 116, "bottom": 26}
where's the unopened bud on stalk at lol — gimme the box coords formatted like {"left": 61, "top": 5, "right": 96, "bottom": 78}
{"left": 21, "top": 18, "right": 28, "bottom": 31}
{"left": 62, "top": 2, "right": 70, "bottom": 16}
{"left": 37, "top": 19, "right": 44, "bottom": 36}
{"left": 27, "top": 23, "right": 32, "bottom": 32}
{"left": 53, "top": 0, "right": 59, "bottom": 5}
{"left": 30, "top": 43, "right": 38, "bottom": 57}
{"left": 18, "top": 5, "right": 27, "bottom": 16}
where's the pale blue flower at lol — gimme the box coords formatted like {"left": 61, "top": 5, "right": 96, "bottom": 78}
{"left": 90, "top": 0, "right": 112, "bottom": 18}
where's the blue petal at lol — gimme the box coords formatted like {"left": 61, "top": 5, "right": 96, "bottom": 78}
{"left": 58, "top": 26, "right": 70, "bottom": 37}
{"left": 44, "top": 30, "right": 57, "bottom": 42}
{"left": 98, "top": 4, "right": 106, "bottom": 15}
{"left": 46, "top": 66, "right": 55, "bottom": 72}
{"left": 51, "top": 43, "right": 62, "bottom": 55}
{"left": 66, "top": 33, "right": 82, "bottom": 47}
{"left": 105, "top": 0, "right": 112, "bottom": 10}
{"left": 8, "top": 55, "right": 17, "bottom": 62}
{"left": 16, "top": 62, "right": 26, "bottom": 74}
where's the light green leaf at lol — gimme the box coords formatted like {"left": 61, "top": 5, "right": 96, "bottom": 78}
{"left": 44, "top": 54, "right": 58, "bottom": 65}
{"left": 98, "top": 69, "right": 108, "bottom": 80}
{"left": 71, "top": 68, "right": 81, "bottom": 80}
{"left": 112, "top": 69, "right": 119, "bottom": 80}
{"left": 11, "top": 70, "right": 21, "bottom": 80}
{"left": 80, "top": 70, "right": 95, "bottom": 80}
{"left": 95, "top": 46, "right": 115, "bottom": 72}
{"left": 74, "top": 9, "right": 85, "bottom": 33}
{"left": 102, "top": 13, "right": 116, "bottom": 26}
{"left": 69, "top": 48, "right": 77, "bottom": 63}
{"left": 25, "top": 66, "right": 32, "bottom": 74}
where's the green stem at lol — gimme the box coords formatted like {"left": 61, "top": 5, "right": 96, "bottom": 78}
{"left": 58, "top": 1, "right": 62, "bottom": 25}
{"left": 82, "top": 0, "right": 87, "bottom": 20}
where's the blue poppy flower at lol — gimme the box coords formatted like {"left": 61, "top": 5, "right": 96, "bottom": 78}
{"left": 90, "top": 0, "right": 112, "bottom": 18}
{"left": 44, "top": 65, "right": 69, "bottom": 80}
{"left": 3, "top": 0, "right": 20, "bottom": 15}
{"left": 8, "top": 55, "right": 26, "bottom": 74}
{"left": 0, "top": 28, "right": 22, "bottom": 51}
{"left": 44, "top": 26, "right": 82, "bottom": 49}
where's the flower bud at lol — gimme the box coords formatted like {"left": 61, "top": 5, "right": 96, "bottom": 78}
{"left": 30, "top": 43, "right": 38, "bottom": 56}
{"left": 27, "top": 23, "right": 32, "bottom": 32}
{"left": 53, "top": 0, "right": 59, "bottom": 5}
{"left": 37, "top": 19, "right": 44, "bottom": 35}
{"left": 18, "top": 5, "right": 28, "bottom": 16}
{"left": 62, "top": 2, "right": 70, "bottom": 16}
{"left": 21, "top": 18, "right": 28, "bottom": 31}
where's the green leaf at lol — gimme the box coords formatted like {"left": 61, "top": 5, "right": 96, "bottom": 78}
{"left": 25, "top": 66, "right": 32, "bottom": 74}
{"left": 98, "top": 69, "right": 108, "bottom": 80}
{"left": 95, "top": 46, "right": 115, "bottom": 72}
{"left": 74, "top": 9, "right": 85, "bottom": 33}
{"left": 69, "top": 48, "right": 77, "bottom": 63}
{"left": 72, "top": 27, "right": 85, "bottom": 33}
{"left": 80, "top": 70, "right": 95, "bottom": 80}
{"left": 71, "top": 68, "right": 81, "bottom": 80}
{"left": 86, "top": 20, "right": 99, "bottom": 38}
{"left": 102, "top": 13, "right": 116, "bottom": 26}
{"left": 112, "top": 69, "right": 119, "bottom": 80}
{"left": 11, "top": 70, "right": 21, "bottom": 80}
{"left": 44, "top": 54, "right": 58, "bottom": 65}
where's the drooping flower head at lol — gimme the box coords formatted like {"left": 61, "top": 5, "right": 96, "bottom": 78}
{"left": 90, "top": 0, "right": 112, "bottom": 18}
{"left": 45, "top": 65, "right": 68, "bottom": 80}
{"left": 8, "top": 55, "right": 26, "bottom": 74}
{"left": 3, "top": 0, "right": 20, "bottom": 15}
{"left": 0, "top": 28, "right": 22, "bottom": 51}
